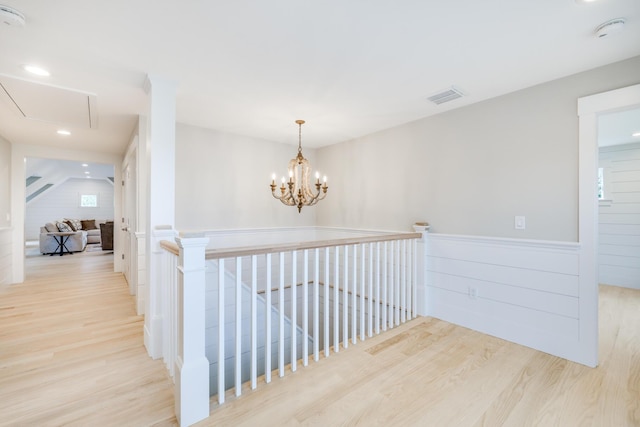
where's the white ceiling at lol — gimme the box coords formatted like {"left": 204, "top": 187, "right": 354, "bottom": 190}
{"left": 0, "top": 0, "right": 639, "bottom": 155}
{"left": 26, "top": 157, "right": 114, "bottom": 181}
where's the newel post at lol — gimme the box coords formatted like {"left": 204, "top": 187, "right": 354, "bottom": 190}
{"left": 412, "top": 223, "right": 430, "bottom": 316}
{"left": 175, "top": 233, "right": 210, "bottom": 426}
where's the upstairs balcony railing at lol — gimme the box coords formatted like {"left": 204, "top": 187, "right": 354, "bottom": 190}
{"left": 157, "top": 226, "right": 426, "bottom": 426}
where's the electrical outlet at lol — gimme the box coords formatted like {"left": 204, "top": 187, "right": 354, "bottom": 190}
{"left": 468, "top": 287, "right": 478, "bottom": 299}
{"left": 515, "top": 216, "right": 526, "bottom": 230}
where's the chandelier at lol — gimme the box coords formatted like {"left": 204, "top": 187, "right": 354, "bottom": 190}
{"left": 270, "top": 120, "right": 328, "bottom": 213}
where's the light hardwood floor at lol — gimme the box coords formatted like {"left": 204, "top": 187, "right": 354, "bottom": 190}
{"left": 1, "top": 251, "right": 638, "bottom": 426}
{"left": 0, "top": 250, "right": 177, "bottom": 426}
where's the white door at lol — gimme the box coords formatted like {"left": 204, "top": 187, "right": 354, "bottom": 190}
{"left": 122, "top": 148, "right": 138, "bottom": 295}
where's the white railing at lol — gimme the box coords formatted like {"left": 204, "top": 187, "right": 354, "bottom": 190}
{"left": 158, "top": 228, "right": 425, "bottom": 426}
{"left": 159, "top": 243, "right": 178, "bottom": 378}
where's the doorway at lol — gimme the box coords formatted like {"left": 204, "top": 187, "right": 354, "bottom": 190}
{"left": 597, "top": 107, "right": 640, "bottom": 289}
{"left": 578, "top": 83, "right": 640, "bottom": 367}
{"left": 24, "top": 157, "right": 115, "bottom": 276}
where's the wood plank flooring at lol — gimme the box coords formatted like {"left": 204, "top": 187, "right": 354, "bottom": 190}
{"left": 0, "top": 250, "right": 177, "bottom": 426}
{"left": 1, "top": 250, "right": 638, "bottom": 426}
{"left": 199, "top": 285, "right": 640, "bottom": 427}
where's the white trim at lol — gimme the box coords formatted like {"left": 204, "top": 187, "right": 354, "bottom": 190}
{"left": 427, "top": 232, "right": 580, "bottom": 251}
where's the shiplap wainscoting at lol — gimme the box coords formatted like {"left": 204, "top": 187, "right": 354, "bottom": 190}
{"left": 599, "top": 142, "right": 640, "bottom": 289}
{"left": 424, "top": 234, "right": 584, "bottom": 363}
{"left": 0, "top": 228, "right": 11, "bottom": 285}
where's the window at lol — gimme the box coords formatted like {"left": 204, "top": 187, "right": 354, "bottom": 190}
{"left": 80, "top": 194, "right": 98, "bottom": 207}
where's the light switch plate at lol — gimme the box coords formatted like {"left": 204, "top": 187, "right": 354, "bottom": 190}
{"left": 515, "top": 216, "right": 526, "bottom": 230}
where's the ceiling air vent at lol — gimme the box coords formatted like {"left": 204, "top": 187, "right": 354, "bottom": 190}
{"left": 427, "top": 86, "right": 465, "bottom": 105}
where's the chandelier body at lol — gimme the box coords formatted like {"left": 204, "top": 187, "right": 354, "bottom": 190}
{"left": 270, "top": 120, "right": 328, "bottom": 213}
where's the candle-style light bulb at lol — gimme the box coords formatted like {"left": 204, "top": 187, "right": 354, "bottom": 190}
{"left": 271, "top": 173, "right": 276, "bottom": 185}
{"left": 315, "top": 171, "right": 320, "bottom": 184}
{"left": 323, "top": 176, "right": 327, "bottom": 183}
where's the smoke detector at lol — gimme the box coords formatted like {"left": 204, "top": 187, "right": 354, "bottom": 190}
{"left": 595, "top": 18, "right": 625, "bottom": 38}
{"left": 0, "top": 4, "right": 25, "bottom": 27}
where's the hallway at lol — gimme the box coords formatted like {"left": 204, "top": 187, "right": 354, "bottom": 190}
{"left": 0, "top": 250, "right": 176, "bottom": 426}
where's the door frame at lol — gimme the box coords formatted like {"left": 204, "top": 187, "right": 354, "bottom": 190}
{"left": 577, "top": 83, "right": 640, "bottom": 367}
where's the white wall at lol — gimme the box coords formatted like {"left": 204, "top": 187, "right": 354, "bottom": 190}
{"left": 599, "top": 142, "right": 640, "bottom": 289}
{"left": 24, "top": 178, "right": 115, "bottom": 240}
{"left": 0, "top": 136, "right": 10, "bottom": 228}
{"left": 316, "top": 56, "right": 640, "bottom": 241}
{"left": 175, "top": 123, "right": 316, "bottom": 230}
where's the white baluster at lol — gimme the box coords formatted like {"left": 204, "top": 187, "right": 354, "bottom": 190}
{"left": 279, "top": 252, "right": 285, "bottom": 377}
{"left": 343, "top": 245, "right": 349, "bottom": 349}
{"left": 389, "top": 241, "right": 396, "bottom": 328}
{"left": 265, "top": 254, "right": 272, "bottom": 384}
{"left": 235, "top": 258, "right": 242, "bottom": 397}
{"left": 367, "top": 242, "right": 373, "bottom": 338}
{"left": 333, "top": 246, "right": 340, "bottom": 353}
{"left": 393, "top": 240, "right": 400, "bottom": 326}
{"left": 352, "top": 244, "right": 357, "bottom": 345}
{"left": 251, "top": 255, "right": 257, "bottom": 390}
{"left": 400, "top": 240, "right": 407, "bottom": 323}
{"left": 382, "top": 241, "right": 388, "bottom": 332}
{"left": 303, "top": 249, "right": 309, "bottom": 367}
{"left": 291, "top": 250, "right": 297, "bottom": 372}
{"left": 412, "top": 239, "right": 417, "bottom": 319}
{"left": 314, "top": 248, "right": 320, "bottom": 362}
{"left": 375, "top": 241, "right": 381, "bottom": 335}
{"left": 218, "top": 259, "right": 225, "bottom": 405}
{"left": 360, "top": 243, "right": 365, "bottom": 341}
{"left": 324, "top": 247, "right": 330, "bottom": 357}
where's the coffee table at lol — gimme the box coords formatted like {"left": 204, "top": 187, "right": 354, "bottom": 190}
{"left": 47, "top": 232, "right": 75, "bottom": 256}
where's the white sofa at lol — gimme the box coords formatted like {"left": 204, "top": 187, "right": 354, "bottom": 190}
{"left": 39, "top": 219, "right": 107, "bottom": 254}
{"left": 39, "top": 228, "right": 88, "bottom": 254}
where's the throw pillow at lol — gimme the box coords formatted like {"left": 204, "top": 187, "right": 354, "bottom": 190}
{"left": 65, "top": 218, "right": 83, "bottom": 231}
{"left": 45, "top": 222, "right": 58, "bottom": 232}
{"left": 57, "top": 221, "right": 73, "bottom": 232}
{"left": 64, "top": 220, "right": 77, "bottom": 231}
{"left": 81, "top": 219, "right": 98, "bottom": 230}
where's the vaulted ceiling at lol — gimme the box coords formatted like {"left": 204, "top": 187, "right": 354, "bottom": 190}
{"left": 0, "top": 0, "right": 639, "bottom": 155}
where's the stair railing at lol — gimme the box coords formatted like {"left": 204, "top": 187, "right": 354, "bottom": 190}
{"left": 158, "top": 228, "right": 425, "bottom": 426}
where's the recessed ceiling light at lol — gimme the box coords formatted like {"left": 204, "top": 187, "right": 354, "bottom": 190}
{"left": 84, "top": 171, "right": 90, "bottom": 174}
{"left": 575, "top": 0, "right": 599, "bottom": 3}
{"left": 82, "top": 163, "right": 89, "bottom": 167}
{"left": 23, "top": 65, "right": 50, "bottom": 77}
{"left": 632, "top": 132, "right": 640, "bottom": 137}
{"left": 57, "top": 129, "right": 71, "bottom": 136}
